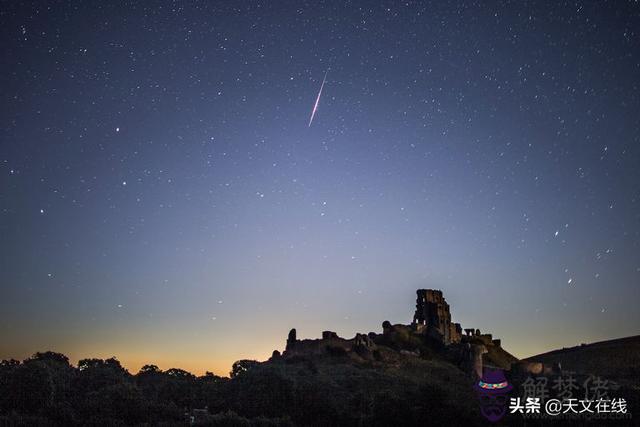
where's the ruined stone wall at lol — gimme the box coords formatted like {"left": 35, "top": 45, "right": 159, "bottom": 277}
{"left": 449, "top": 322, "right": 462, "bottom": 344}
{"left": 284, "top": 329, "right": 369, "bottom": 357}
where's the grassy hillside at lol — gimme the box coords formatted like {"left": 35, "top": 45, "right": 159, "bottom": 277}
{"left": 226, "top": 350, "right": 485, "bottom": 426}
{"left": 524, "top": 335, "right": 640, "bottom": 387}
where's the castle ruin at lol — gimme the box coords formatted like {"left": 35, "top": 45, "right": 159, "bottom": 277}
{"left": 279, "top": 288, "right": 518, "bottom": 378}
{"left": 413, "top": 289, "right": 462, "bottom": 345}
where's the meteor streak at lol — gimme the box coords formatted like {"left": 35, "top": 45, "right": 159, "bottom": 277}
{"left": 308, "top": 70, "right": 328, "bottom": 127}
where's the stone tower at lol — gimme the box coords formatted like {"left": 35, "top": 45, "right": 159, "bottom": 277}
{"left": 413, "top": 289, "right": 461, "bottom": 344}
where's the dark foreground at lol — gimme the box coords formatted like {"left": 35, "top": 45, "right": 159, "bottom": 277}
{"left": 1, "top": 341, "right": 639, "bottom": 426}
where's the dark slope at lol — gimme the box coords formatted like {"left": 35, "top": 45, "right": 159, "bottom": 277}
{"left": 524, "top": 335, "right": 640, "bottom": 387}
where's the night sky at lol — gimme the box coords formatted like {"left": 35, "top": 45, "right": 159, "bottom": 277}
{"left": 2, "top": 1, "right": 639, "bottom": 376}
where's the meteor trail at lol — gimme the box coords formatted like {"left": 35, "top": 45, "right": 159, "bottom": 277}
{"left": 308, "top": 70, "right": 328, "bottom": 127}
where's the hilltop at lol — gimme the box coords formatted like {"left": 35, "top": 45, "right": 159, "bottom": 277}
{"left": 524, "top": 335, "right": 640, "bottom": 387}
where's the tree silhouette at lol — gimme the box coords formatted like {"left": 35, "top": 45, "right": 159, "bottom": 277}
{"left": 230, "top": 360, "right": 259, "bottom": 378}
{"left": 138, "top": 364, "right": 161, "bottom": 375}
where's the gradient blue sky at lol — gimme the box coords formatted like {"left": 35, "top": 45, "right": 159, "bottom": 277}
{"left": 1, "top": 1, "right": 639, "bottom": 375}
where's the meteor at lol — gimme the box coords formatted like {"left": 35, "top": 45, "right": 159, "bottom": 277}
{"left": 308, "top": 70, "right": 328, "bottom": 127}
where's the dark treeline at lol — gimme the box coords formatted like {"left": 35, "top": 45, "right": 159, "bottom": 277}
{"left": 0, "top": 350, "right": 490, "bottom": 426}
{"left": 0, "top": 352, "right": 291, "bottom": 426}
